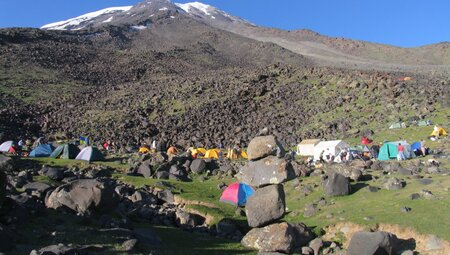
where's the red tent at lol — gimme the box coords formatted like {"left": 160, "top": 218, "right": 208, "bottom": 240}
{"left": 361, "top": 137, "right": 372, "bottom": 145}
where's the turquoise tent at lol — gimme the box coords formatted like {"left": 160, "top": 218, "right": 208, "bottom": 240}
{"left": 378, "top": 143, "right": 398, "bottom": 161}
{"left": 378, "top": 141, "right": 414, "bottom": 161}
{"left": 29, "top": 144, "right": 55, "bottom": 157}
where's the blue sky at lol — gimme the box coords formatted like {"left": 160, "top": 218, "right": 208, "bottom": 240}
{"left": 1, "top": 0, "right": 449, "bottom": 47}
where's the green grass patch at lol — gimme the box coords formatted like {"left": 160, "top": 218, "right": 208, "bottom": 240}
{"left": 283, "top": 174, "right": 450, "bottom": 241}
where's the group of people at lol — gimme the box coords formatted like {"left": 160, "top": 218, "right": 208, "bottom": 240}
{"left": 3, "top": 137, "right": 47, "bottom": 156}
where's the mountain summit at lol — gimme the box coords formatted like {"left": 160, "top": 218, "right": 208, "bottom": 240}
{"left": 41, "top": 0, "right": 249, "bottom": 31}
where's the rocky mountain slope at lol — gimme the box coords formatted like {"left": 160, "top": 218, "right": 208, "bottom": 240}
{"left": 0, "top": 0, "right": 449, "bottom": 148}
{"left": 41, "top": 0, "right": 450, "bottom": 70}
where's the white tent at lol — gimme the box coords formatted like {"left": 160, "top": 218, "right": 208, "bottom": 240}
{"left": 0, "top": 141, "right": 13, "bottom": 152}
{"left": 296, "top": 139, "right": 320, "bottom": 156}
{"left": 313, "top": 140, "right": 349, "bottom": 161}
{"left": 75, "top": 146, "right": 104, "bottom": 162}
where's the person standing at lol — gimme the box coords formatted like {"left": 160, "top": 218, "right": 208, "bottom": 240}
{"left": 420, "top": 140, "right": 427, "bottom": 156}
{"left": 397, "top": 143, "right": 405, "bottom": 161}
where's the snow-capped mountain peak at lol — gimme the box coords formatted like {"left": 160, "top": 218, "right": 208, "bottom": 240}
{"left": 40, "top": 0, "right": 250, "bottom": 31}
{"left": 41, "top": 6, "right": 133, "bottom": 30}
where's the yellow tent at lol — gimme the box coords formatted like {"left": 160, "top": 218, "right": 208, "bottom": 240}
{"left": 204, "top": 149, "right": 219, "bottom": 159}
{"left": 227, "top": 148, "right": 248, "bottom": 159}
{"left": 138, "top": 147, "right": 150, "bottom": 154}
{"left": 430, "top": 127, "right": 448, "bottom": 137}
{"left": 190, "top": 147, "right": 207, "bottom": 157}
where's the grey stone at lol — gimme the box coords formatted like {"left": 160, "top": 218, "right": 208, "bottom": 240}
{"left": 309, "top": 237, "right": 323, "bottom": 255}
{"left": 247, "top": 135, "right": 285, "bottom": 161}
{"left": 384, "top": 178, "right": 404, "bottom": 190}
{"left": 245, "top": 184, "right": 285, "bottom": 228}
{"left": 0, "top": 224, "right": 14, "bottom": 252}
{"left": 45, "top": 179, "right": 120, "bottom": 214}
{"left": 241, "top": 222, "right": 295, "bottom": 253}
{"left": 348, "top": 231, "right": 398, "bottom": 255}
{"left": 237, "top": 156, "right": 295, "bottom": 187}
{"left": 190, "top": 159, "right": 206, "bottom": 174}
{"left": 323, "top": 172, "right": 351, "bottom": 196}
{"left": 137, "top": 161, "right": 152, "bottom": 177}
{"left": 121, "top": 239, "right": 138, "bottom": 252}
{"left": 175, "top": 209, "right": 205, "bottom": 228}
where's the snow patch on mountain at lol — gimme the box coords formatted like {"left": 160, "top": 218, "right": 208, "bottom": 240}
{"left": 41, "top": 6, "right": 132, "bottom": 30}
{"left": 102, "top": 17, "right": 114, "bottom": 23}
{"left": 176, "top": 2, "right": 212, "bottom": 16}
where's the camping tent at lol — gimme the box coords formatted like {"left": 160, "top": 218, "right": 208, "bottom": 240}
{"left": 0, "top": 141, "right": 13, "bottom": 153}
{"left": 204, "top": 149, "right": 219, "bottom": 159}
{"left": 313, "top": 140, "right": 349, "bottom": 161}
{"left": 138, "top": 146, "right": 150, "bottom": 154}
{"left": 389, "top": 122, "right": 406, "bottom": 129}
{"left": 411, "top": 142, "right": 421, "bottom": 151}
{"left": 378, "top": 141, "right": 414, "bottom": 161}
{"left": 296, "top": 139, "right": 320, "bottom": 156}
{"left": 430, "top": 127, "right": 448, "bottom": 137}
{"left": 226, "top": 149, "right": 248, "bottom": 159}
{"left": 361, "top": 137, "right": 372, "bottom": 145}
{"left": 190, "top": 147, "right": 207, "bottom": 157}
{"left": 220, "top": 182, "right": 254, "bottom": 206}
{"left": 417, "top": 120, "right": 430, "bottom": 127}
{"left": 50, "top": 144, "right": 80, "bottom": 159}
{"left": 75, "top": 146, "right": 104, "bottom": 162}
{"left": 29, "top": 144, "right": 55, "bottom": 157}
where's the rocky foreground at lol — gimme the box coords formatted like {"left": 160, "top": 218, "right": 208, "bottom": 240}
{"left": 0, "top": 133, "right": 449, "bottom": 254}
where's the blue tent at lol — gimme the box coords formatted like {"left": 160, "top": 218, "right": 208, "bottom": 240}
{"left": 220, "top": 182, "right": 255, "bottom": 206}
{"left": 30, "top": 144, "right": 55, "bottom": 157}
{"left": 411, "top": 142, "right": 421, "bottom": 151}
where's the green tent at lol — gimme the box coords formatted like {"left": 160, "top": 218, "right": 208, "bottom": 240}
{"left": 389, "top": 123, "right": 402, "bottom": 129}
{"left": 50, "top": 144, "right": 80, "bottom": 159}
{"left": 417, "top": 120, "right": 429, "bottom": 127}
{"left": 378, "top": 143, "right": 398, "bottom": 161}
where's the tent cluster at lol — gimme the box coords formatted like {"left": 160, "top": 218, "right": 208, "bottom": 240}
{"left": 188, "top": 147, "right": 248, "bottom": 160}
{"left": 297, "top": 139, "right": 350, "bottom": 163}
{"left": 296, "top": 125, "right": 448, "bottom": 163}
{"left": 389, "top": 120, "right": 434, "bottom": 129}
{"left": 0, "top": 140, "right": 104, "bottom": 162}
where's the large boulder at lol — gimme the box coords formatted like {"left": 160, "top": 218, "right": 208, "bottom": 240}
{"left": 45, "top": 179, "right": 120, "bottom": 214}
{"left": 323, "top": 172, "right": 351, "bottom": 196}
{"left": 347, "top": 231, "right": 398, "bottom": 255}
{"left": 237, "top": 156, "right": 295, "bottom": 187}
{"left": 0, "top": 170, "right": 6, "bottom": 206}
{"left": 23, "top": 182, "right": 53, "bottom": 198}
{"left": 290, "top": 222, "right": 315, "bottom": 248}
{"left": 137, "top": 160, "right": 153, "bottom": 177}
{"left": 190, "top": 159, "right": 206, "bottom": 174}
{"left": 0, "top": 155, "right": 14, "bottom": 172}
{"left": 384, "top": 178, "right": 404, "bottom": 190}
{"left": 246, "top": 184, "right": 285, "bottom": 228}
{"left": 30, "top": 244, "right": 102, "bottom": 255}
{"left": 247, "top": 135, "right": 285, "bottom": 161}
{"left": 41, "top": 166, "right": 65, "bottom": 181}
{"left": 242, "top": 222, "right": 313, "bottom": 253}
{"left": 0, "top": 223, "right": 15, "bottom": 252}
{"left": 175, "top": 209, "right": 205, "bottom": 228}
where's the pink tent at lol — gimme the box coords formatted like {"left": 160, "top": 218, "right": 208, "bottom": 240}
{"left": 220, "top": 182, "right": 254, "bottom": 206}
